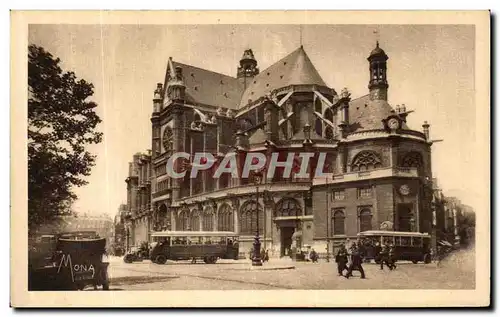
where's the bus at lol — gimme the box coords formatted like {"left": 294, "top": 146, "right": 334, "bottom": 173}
{"left": 149, "top": 231, "right": 239, "bottom": 264}
{"left": 357, "top": 230, "right": 432, "bottom": 264}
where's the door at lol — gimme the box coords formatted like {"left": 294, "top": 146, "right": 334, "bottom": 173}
{"left": 397, "top": 203, "right": 414, "bottom": 232}
{"left": 280, "top": 227, "right": 295, "bottom": 257}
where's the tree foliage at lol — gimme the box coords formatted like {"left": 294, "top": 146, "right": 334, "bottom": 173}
{"left": 28, "top": 45, "right": 103, "bottom": 233}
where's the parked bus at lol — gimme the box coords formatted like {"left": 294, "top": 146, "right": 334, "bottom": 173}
{"left": 149, "top": 231, "right": 239, "bottom": 264}
{"left": 357, "top": 230, "right": 432, "bottom": 264}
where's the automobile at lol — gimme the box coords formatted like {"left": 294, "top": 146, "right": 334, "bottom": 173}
{"left": 123, "top": 241, "right": 150, "bottom": 263}
{"left": 29, "top": 234, "right": 110, "bottom": 291}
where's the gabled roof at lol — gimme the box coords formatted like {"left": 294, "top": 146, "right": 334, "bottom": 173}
{"left": 166, "top": 60, "right": 245, "bottom": 110}
{"left": 239, "top": 46, "right": 327, "bottom": 109}
{"left": 348, "top": 95, "right": 409, "bottom": 132}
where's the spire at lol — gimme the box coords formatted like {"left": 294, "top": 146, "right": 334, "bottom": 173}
{"left": 368, "top": 41, "right": 389, "bottom": 101}
{"left": 237, "top": 49, "right": 259, "bottom": 78}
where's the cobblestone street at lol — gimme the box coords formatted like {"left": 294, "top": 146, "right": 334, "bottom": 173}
{"left": 105, "top": 248, "right": 475, "bottom": 291}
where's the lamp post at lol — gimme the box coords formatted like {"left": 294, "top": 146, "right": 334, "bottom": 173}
{"left": 252, "top": 170, "right": 263, "bottom": 266}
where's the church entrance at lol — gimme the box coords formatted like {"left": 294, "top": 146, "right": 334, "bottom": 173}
{"left": 280, "top": 226, "right": 295, "bottom": 257}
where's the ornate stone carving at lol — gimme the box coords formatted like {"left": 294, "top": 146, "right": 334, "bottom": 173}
{"left": 216, "top": 107, "right": 225, "bottom": 116}
{"left": 226, "top": 109, "right": 235, "bottom": 118}
{"left": 340, "top": 87, "right": 351, "bottom": 99}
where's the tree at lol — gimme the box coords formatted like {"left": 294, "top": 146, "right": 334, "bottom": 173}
{"left": 28, "top": 45, "right": 103, "bottom": 234}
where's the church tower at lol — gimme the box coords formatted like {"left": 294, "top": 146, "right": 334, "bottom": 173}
{"left": 367, "top": 41, "right": 389, "bottom": 101}
{"left": 237, "top": 49, "right": 259, "bottom": 89}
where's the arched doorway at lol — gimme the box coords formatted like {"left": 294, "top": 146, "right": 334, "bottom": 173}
{"left": 274, "top": 198, "right": 302, "bottom": 257}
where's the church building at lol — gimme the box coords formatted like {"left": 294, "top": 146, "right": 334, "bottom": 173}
{"left": 144, "top": 42, "right": 436, "bottom": 257}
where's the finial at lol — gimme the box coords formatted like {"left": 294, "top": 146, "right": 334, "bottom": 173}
{"left": 376, "top": 40, "right": 379, "bottom": 48}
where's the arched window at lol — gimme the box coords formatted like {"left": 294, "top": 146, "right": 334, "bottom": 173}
{"left": 162, "top": 127, "right": 173, "bottom": 152}
{"left": 314, "top": 98, "right": 322, "bottom": 113}
{"left": 217, "top": 204, "right": 234, "bottom": 232}
{"left": 359, "top": 208, "right": 372, "bottom": 232}
{"left": 177, "top": 210, "right": 189, "bottom": 231}
{"left": 324, "top": 108, "right": 333, "bottom": 122}
{"left": 332, "top": 210, "right": 345, "bottom": 235}
{"left": 190, "top": 210, "right": 200, "bottom": 231}
{"left": 203, "top": 208, "right": 214, "bottom": 231}
{"left": 325, "top": 127, "right": 334, "bottom": 140}
{"left": 351, "top": 151, "right": 382, "bottom": 172}
{"left": 157, "top": 204, "right": 169, "bottom": 230}
{"left": 239, "top": 200, "right": 264, "bottom": 235}
{"left": 400, "top": 152, "right": 423, "bottom": 169}
{"left": 275, "top": 198, "right": 301, "bottom": 218}
{"left": 315, "top": 118, "right": 322, "bottom": 137}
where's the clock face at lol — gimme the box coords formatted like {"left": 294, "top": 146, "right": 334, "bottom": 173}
{"left": 388, "top": 118, "right": 400, "bottom": 130}
{"left": 399, "top": 184, "right": 410, "bottom": 196}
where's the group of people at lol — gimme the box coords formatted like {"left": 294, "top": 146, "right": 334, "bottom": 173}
{"left": 335, "top": 241, "right": 398, "bottom": 279}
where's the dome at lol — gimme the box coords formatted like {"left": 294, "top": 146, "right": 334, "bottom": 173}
{"left": 368, "top": 41, "right": 388, "bottom": 59}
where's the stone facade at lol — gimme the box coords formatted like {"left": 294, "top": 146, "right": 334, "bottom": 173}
{"left": 127, "top": 43, "right": 437, "bottom": 257}
{"left": 124, "top": 151, "right": 152, "bottom": 247}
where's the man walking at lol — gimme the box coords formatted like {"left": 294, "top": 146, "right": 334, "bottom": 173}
{"left": 379, "top": 243, "right": 391, "bottom": 270}
{"left": 335, "top": 244, "right": 349, "bottom": 276}
{"left": 345, "top": 242, "right": 366, "bottom": 279}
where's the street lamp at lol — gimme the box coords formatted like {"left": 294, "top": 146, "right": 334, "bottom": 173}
{"left": 252, "top": 170, "right": 263, "bottom": 266}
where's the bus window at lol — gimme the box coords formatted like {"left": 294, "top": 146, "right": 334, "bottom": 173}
{"left": 383, "top": 236, "right": 392, "bottom": 245}
{"left": 173, "top": 237, "right": 183, "bottom": 245}
{"left": 401, "top": 237, "right": 411, "bottom": 246}
{"left": 205, "top": 238, "right": 212, "bottom": 245}
{"left": 413, "top": 237, "right": 422, "bottom": 247}
{"left": 395, "top": 236, "right": 401, "bottom": 246}
{"left": 218, "top": 237, "right": 226, "bottom": 245}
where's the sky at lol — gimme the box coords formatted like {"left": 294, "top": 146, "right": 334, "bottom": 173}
{"left": 27, "top": 24, "right": 479, "bottom": 217}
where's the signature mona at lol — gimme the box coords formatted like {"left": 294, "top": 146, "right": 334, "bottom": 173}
{"left": 57, "top": 254, "right": 95, "bottom": 282}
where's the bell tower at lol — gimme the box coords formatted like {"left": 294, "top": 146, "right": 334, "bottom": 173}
{"left": 237, "top": 49, "right": 259, "bottom": 89}
{"left": 367, "top": 41, "right": 389, "bottom": 101}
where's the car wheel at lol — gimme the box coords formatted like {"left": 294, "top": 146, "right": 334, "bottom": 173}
{"left": 424, "top": 254, "right": 431, "bottom": 264}
{"left": 155, "top": 255, "right": 167, "bottom": 264}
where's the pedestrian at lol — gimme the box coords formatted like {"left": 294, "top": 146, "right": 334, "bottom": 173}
{"left": 374, "top": 241, "right": 382, "bottom": 264}
{"left": 335, "top": 244, "right": 349, "bottom": 276}
{"left": 379, "top": 243, "right": 392, "bottom": 270}
{"left": 309, "top": 248, "right": 319, "bottom": 263}
{"left": 345, "top": 242, "right": 366, "bottom": 279}
{"left": 388, "top": 244, "right": 397, "bottom": 270}
{"left": 264, "top": 249, "right": 270, "bottom": 262}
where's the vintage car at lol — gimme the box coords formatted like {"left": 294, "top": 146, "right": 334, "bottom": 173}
{"left": 123, "top": 242, "right": 151, "bottom": 263}
{"left": 29, "top": 233, "right": 110, "bottom": 291}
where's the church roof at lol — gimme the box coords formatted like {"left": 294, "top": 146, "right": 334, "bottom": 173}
{"left": 167, "top": 60, "right": 245, "bottom": 110}
{"left": 239, "top": 46, "right": 327, "bottom": 109}
{"left": 348, "top": 95, "right": 409, "bottom": 132}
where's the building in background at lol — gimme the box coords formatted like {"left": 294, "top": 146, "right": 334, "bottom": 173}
{"left": 61, "top": 213, "right": 114, "bottom": 243}
{"left": 124, "top": 151, "right": 152, "bottom": 247}
{"left": 143, "top": 42, "right": 441, "bottom": 258}
{"left": 112, "top": 204, "right": 127, "bottom": 255}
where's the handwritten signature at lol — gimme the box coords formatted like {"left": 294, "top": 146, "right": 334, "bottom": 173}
{"left": 57, "top": 254, "right": 95, "bottom": 282}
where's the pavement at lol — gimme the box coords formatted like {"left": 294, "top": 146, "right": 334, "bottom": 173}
{"left": 102, "top": 249, "right": 475, "bottom": 290}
